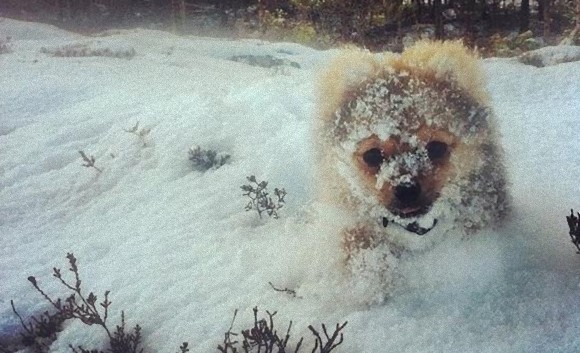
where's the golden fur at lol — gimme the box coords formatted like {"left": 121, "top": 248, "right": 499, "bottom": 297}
{"left": 315, "top": 41, "right": 509, "bottom": 264}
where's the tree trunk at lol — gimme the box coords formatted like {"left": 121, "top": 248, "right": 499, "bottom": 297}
{"left": 171, "top": 0, "right": 186, "bottom": 33}
{"left": 434, "top": 0, "right": 443, "bottom": 38}
{"left": 565, "top": 0, "right": 580, "bottom": 43}
{"left": 542, "top": 0, "right": 551, "bottom": 37}
{"left": 519, "top": 0, "right": 530, "bottom": 32}
{"left": 575, "top": 0, "right": 580, "bottom": 38}
{"left": 465, "top": 0, "right": 475, "bottom": 38}
{"left": 55, "top": 0, "right": 65, "bottom": 22}
{"left": 415, "top": 0, "right": 423, "bottom": 22}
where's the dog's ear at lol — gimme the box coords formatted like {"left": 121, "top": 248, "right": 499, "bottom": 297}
{"left": 398, "top": 40, "right": 489, "bottom": 106}
{"left": 317, "top": 49, "right": 399, "bottom": 126}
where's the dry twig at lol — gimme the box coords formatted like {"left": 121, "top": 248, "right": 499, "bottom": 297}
{"left": 268, "top": 282, "right": 301, "bottom": 299}
{"left": 79, "top": 150, "right": 102, "bottom": 172}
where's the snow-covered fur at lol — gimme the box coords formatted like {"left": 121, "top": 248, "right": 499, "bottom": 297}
{"left": 315, "top": 41, "right": 509, "bottom": 294}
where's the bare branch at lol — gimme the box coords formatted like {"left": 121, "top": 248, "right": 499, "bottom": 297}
{"left": 78, "top": 150, "right": 102, "bottom": 173}
{"left": 268, "top": 282, "right": 301, "bottom": 299}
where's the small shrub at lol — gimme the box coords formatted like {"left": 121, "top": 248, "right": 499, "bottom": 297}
{"left": 40, "top": 44, "right": 136, "bottom": 59}
{"left": 176, "top": 342, "right": 190, "bottom": 353}
{"left": 215, "top": 307, "right": 347, "bottom": 353}
{"left": 70, "top": 312, "right": 143, "bottom": 353}
{"left": 566, "top": 209, "right": 580, "bottom": 253}
{"left": 9, "top": 300, "right": 66, "bottom": 353}
{"left": 241, "top": 175, "right": 286, "bottom": 219}
{"left": 10, "top": 253, "right": 143, "bottom": 353}
{"left": 188, "top": 146, "right": 230, "bottom": 171}
{"left": 0, "top": 36, "right": 12, "bottom": 54}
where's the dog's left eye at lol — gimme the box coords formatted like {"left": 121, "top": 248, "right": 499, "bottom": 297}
{"left": 426, "top": 141, "right": 448, "bottom": 160}
{"left": 362, "top": 148, "right": 384, "bottom": 168}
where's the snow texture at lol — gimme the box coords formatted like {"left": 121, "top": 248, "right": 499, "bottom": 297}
{"left": 1, "top": 17, "right": 580, "bottom": 353}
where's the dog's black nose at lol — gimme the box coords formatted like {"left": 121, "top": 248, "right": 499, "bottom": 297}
{"left": 394, "top": 182, "right": 421, "bottom": 204}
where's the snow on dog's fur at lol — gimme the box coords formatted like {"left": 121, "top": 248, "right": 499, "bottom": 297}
{"left": 315, "top": 41, "right": 509, "bottom": 299}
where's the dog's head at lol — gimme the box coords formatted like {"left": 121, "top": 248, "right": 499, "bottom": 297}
{"left": 318, "top": 41, "right": 509, "bottom": 237}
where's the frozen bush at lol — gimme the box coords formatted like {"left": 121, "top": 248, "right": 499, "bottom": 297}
{"left": 10, "top": 253, "right": 143, "bottom": 353}
{"left": 215, "top": 307, "right": 347, "bottom": 353}
{"left": 241, "top": 175, "right": 286, "bottom": 219}
{"left": 9, "top": 300, "right": 65, "bottom": 353}
{"left": 189, "top": 146, "right": 230, "bottom": 171}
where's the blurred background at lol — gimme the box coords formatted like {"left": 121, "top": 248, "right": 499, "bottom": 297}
{"left": 0, "top": 0, "right": 578, "bottom": 54}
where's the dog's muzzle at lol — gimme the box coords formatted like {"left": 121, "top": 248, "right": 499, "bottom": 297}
{"left": 383, "top": 217, "right": 438, "bottom": 235}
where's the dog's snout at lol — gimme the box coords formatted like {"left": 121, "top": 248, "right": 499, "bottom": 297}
{"left": 394, "top": 182, "right": 421, "bottom": 204}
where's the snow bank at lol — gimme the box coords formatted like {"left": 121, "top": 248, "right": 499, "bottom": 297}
{"left": 518, "top": 45, "right": 580, "bottom": 67}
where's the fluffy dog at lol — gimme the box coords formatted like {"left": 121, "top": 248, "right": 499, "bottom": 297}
{"left": 315, "top": 41, "right": 509, "bottom": 279}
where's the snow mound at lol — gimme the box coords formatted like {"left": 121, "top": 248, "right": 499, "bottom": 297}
{"left": 518, "top": 45, "right": 580, "bottom": 67}
{"left": 0, "top": 17, "right": 81, "bottom": 41}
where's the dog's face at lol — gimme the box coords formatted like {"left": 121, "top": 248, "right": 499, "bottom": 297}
{"left": 326, "top": 67, "right": 506, "bottom": 236}
{"left": 353, "top": 126, "right": 458, "bottom": 233}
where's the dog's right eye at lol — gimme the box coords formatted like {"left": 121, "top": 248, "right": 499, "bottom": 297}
{"left": 362, "top": 148, "right": 384, "bottom": 168}
{"left": 426, "top": 141, "right": 448, "bottom": 160}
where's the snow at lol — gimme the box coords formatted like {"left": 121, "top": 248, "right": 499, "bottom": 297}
{"left": 1, "top": 16, "right": 580, "bottom": 352}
